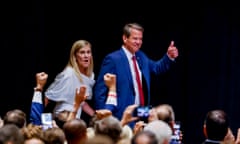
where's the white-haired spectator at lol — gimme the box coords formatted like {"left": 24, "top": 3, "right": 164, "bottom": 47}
{"left": 144, "top": 120, "right": 172, "bottom": 144}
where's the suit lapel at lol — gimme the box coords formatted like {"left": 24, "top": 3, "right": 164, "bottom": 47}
{"left": 119, "top": 49, "right": 133, "bottom": 84}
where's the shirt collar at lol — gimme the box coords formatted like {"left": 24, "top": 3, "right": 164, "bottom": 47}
{"left": 122, "top": 46, "right": 135, "bottom": 61}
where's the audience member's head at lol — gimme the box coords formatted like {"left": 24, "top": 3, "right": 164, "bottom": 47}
{"left": 3, "top": 109, "right": 26, "bottom": 128}
{"left": 21, "top": 123, "right": 44, "bottom": 140}
{"left": 155, "top": 104, "right": 175, "bottom": 123}
{"left": 63, "top": 118, "right": 87, "bottom": 144}
{"left": 131, "top": 130, "right": 158, "bottom": 144}
{"left": 120, "top": 125, "right": 133, "bottom": 140}
{"left": 94, "top": 115, "right": 122, "bottom": 143}
{"left": 148, "top": 104, "right": 175, "bottom": 134}
{"left": 84, "top": 134, "right": 114, "bottom": 144}
{"left": 203, "top": 109, "right": 229, "bottom": 141}
{"left": 43, "top": 127, "right": 66, "bottom": 144}
{"left": 117, "top": 125, "right": 133, "bottom": 144}
{"left": 143, "top": 120, "right": 172, "bottom": 144}
{"left": 24, "top": 137, "right": 45, "bottom": 144}
{"left": 0, "top": 124, "right": 24, "bottom": 144}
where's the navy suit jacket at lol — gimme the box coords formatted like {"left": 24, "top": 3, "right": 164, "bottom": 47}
{"left": 94, "top": 48, "right": 175, "bottom": 121}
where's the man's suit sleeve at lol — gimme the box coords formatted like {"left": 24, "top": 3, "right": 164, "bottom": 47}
{"left": 94, "top": 55, "right": 116, "bottom": 111}
{"left": 149, "top": 54, "right": 175, "bottom": 74}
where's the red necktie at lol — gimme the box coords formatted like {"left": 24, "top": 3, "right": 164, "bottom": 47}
{"left": 132, "top": 56, "right": 145, "bottom": 106}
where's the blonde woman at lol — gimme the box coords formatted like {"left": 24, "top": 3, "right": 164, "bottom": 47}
{"left": 44, "top": 40, "right": 95, "bottom": 121}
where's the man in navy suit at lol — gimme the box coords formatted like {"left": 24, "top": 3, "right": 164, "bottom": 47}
{"left": 94, "top": 23, "right": 178, "bottom": 125}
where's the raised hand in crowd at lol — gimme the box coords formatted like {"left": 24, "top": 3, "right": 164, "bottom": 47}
{"left": 133, "top": 120, "right": 146, "bottom": 135}
{"left": 104, "top": 73, "right": 116, "bottom": 92}
{"left": 223, "top": 128, "right": 240, "bottom": 144}
{"left": 95, "top": 109, "right": 112, "bottom": 120}
{"left": 67, "top": 86, "right": 87, "bottom": 121}
{"left": 120, "top": 104, "right": 139, "bottom": 127}
{"left": 34, "top": 72, "right": 48, "bottom": 92}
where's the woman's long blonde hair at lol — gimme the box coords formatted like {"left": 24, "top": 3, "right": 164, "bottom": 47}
{"left": 67, "top": 40, "right": 94, "bottom": 82}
